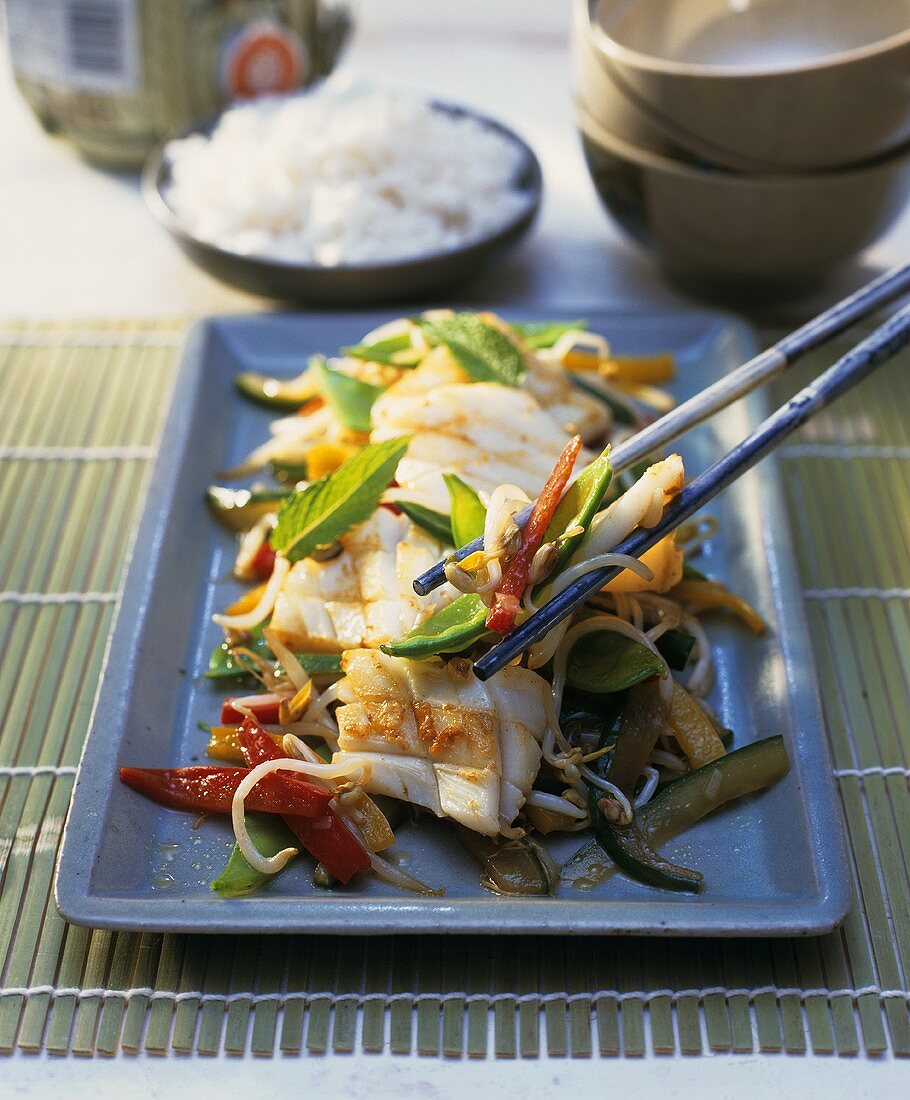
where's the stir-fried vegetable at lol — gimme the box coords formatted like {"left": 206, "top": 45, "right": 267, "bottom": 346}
{"left": 120, "top": 310, "right": 791, "bottom": 903}
{"left": 212, "top": 813, "right": 300, "bottom": 897}
{"left": 119, "top": 764, "right": 332, "bottom": 817}
{"left": 206, "top": 486, "right": 288, "bottom": 532}
{"left": 238, "top": 721, "right": 371, "bottom": 884}
{"left": 455, "top": 826, "right": 558, "bottom": 896}
{"left": 564, "top": 736, "right": 790, "bottom": 889}
{"left": 666, "top": 683, "right": 726, "bottom": 769}
{"left": 311, "top": 355, "right": 387, "bottom": 433}
{"left": 566, "top": 630, "right": 667, "bottom": 694}
{"left": 487, "top": 435, "right": 583, "bottom": 635}
{"left": 381, "top": 593, "right": 489, "bottom": 659}
{"left": 671, "top": 578, "right": 767, "bottom": 634}
{"left": 595, "top": 681, "right": 704, "bottom": 892}
{"left": 235, "top": 367, "right": 318, "bottom": 411}
{"left": 444, "top": 473, "right": 486, "bottom": 547}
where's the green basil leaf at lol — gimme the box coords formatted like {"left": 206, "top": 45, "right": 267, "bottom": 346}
{"left": 420, "top": 313, "right": 526, "bottom": 387}
{"left": 342, "top": 332, "right": 415, "bottom": 366}
{"left": 311, "top": 354, "right": 386, "bottom": 433}
{"left": 512, "top": 320, "right": 587, "bottom": 349}
{"left": 381, "top": 594, "right": 489, "bottom": 659}
{"left": 443, "top": 473, "right": 486, "bottom": 547}
{"left": 397, "top": 500, "right": 453, "bottom": 545}
{"left": 566, "top": 631, "right": 666, "bottom": 694}
{"left": 271, "top": 436, "right": 410, "bottom": 562}
{"left": 211, "top": 813, "right": 298, "bottom": 898}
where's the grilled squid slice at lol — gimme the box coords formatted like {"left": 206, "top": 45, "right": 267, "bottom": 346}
{"left": 332, "top": 650, "right": 550, "bottom": 836}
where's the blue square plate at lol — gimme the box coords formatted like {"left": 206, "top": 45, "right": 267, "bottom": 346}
{"left": 55, "top": 309, "right": 850, "bottom": 935}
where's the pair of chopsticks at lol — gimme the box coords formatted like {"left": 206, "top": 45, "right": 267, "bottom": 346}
{"left": 412, "top": 264, "right": 910, "bottom": 681}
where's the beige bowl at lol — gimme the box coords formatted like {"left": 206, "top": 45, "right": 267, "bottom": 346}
{"left": 577, "top": 102, "right": 910, "bottom": 294}
{"left": 587, "top": 0, "right": 910, "bottom": 173}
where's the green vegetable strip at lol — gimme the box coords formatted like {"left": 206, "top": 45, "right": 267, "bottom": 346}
{"left": 563, "top": 737, "right": 789, "bottom": 888}
{"left": 511, "top": 320, "right": 587, "bottom": 349}
{"left": 443, "top": 473, "right": 486, "bottom": 547}
{"left": 566, "top": 631, "right": 666, "bottom": 695}
{"left": 311, "top": 355, "right": 386, "bottom": 433}
{"left": 211, "top": 813, "right": 299, "bottom": 898}
{"left": 381, "top": 593, "right": 490, "bottom": 659}
{"left": 342, "top": 332, "right": 413, "bottom": 365}
{"left": 396, "top": 501, "right": 453, "bottom": 546}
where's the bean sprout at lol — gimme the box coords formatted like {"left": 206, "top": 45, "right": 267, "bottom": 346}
{"left": 525, "top": 790, "right": 589, "bottom": 821}
{"left": 634, "top": 765, "right": 660, "bottom": 808}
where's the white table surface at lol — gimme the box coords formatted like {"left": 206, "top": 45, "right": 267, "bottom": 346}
{"left": 2, "top": 2, "right": 909, "bottom": 1094}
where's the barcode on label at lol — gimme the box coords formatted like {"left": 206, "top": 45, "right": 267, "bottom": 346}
{"left": 67, "top": 0, "right": 126, "bottom": 76}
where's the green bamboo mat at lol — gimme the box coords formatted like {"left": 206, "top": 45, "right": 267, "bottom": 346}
{"left": 0, "top": 317, "right": 909, "bottom": 1058}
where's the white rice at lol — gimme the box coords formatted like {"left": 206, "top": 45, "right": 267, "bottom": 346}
{"left": 163, "top": 83, "right": 529, "bottom": 266}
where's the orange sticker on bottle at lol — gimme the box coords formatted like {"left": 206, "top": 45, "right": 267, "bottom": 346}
{"left": 221, "top": 20, "right": 306, "bottom": 99}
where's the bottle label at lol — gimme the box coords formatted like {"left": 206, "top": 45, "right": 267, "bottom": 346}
{"left": 6, "top": 0, "right": 141, "bottom": 94}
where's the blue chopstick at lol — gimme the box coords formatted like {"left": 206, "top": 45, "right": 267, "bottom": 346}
{"left": 472, "top": 300, "right": 910, "bottom": 681}
{"left": 412, "top": 262, "right": 910, "bottom": 597}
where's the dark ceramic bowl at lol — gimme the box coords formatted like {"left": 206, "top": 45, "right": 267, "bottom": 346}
{"left": 142, "top": 101, "right": 542, "bottom": 305}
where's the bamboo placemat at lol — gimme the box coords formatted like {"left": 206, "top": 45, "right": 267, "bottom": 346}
{"left": 0, "top": 317, "right": 908, "bottom": 1058}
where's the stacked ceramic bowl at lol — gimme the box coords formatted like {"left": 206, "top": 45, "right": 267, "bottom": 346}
{"left": 573, "top": 0, "right": 910, "bottom": 296}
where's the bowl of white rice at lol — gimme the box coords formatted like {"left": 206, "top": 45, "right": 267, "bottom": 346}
{"left": 142, "top": 83, "right": 542, "bottom": 303}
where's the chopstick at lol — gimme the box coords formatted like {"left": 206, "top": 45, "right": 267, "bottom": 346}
{"left": 412, "top": 262, "right": 910, "bottom": 597}
{"left": 472, "top": 300, "right": 910, "bottom": 681}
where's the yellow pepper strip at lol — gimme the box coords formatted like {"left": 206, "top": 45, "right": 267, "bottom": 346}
{"left": 605, "top": 353, "right": 675, "bottom": 385}
{"left": 561, "top": 349, "right": 675, "bottom": 385}
{"left": 224, "top": 582, "right": 269, "bottom": 617}
{"left": 525, "top": 804, "right": 572, "bottom": 835}
{"left": 342, "top": 790, "right": 395, "bottom": 851}
{"left": 671, "top": 578, "right": 767, "bottom": 635}
{"left": 305, "top": 442, "right": 359, "bottom": 480}
{"left": 666, "top": 683, "right": 726, "bottom": 769}
{"left": 604, "top": 535, "right": 683, "bottom": 595}
{"left": 206, "top": 725, "right": 283, "bottom": 764}
{"left": 278, "top": 681, "right": 313, "bottom": 725}
{"left": 615, "top": 381, "right": 676, "bottom": 412}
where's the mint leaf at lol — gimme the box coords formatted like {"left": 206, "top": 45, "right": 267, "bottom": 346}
{"left": 420, "top": 313, "right": 526, "bottom": 387}
{"left": 271, "top": 436, "right": 410, "bottom": 562}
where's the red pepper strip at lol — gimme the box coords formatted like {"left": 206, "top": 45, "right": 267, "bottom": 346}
{"left": 119, "top": 765, "right": 332, "bottom": 818}
{"left": 250, "top": 540, "right": 276, "bottom": 579}
{"left": 238, "top": 719, "right": 371, "bottom": 885}
{"left": 221, "top": 693, "right": 281, "bottom": 725}
{"left": 486, "top": 435, "right": 583, "bottom": 636}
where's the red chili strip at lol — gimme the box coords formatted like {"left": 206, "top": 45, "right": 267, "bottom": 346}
{"left": 119, "top": 765, "right": 332, "bottom": 818}
{"left": 486, "top": 435, "right": 583, "bottom": 636}
{"left": 238, "top": 719, "right": 370, "bottom": 885}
